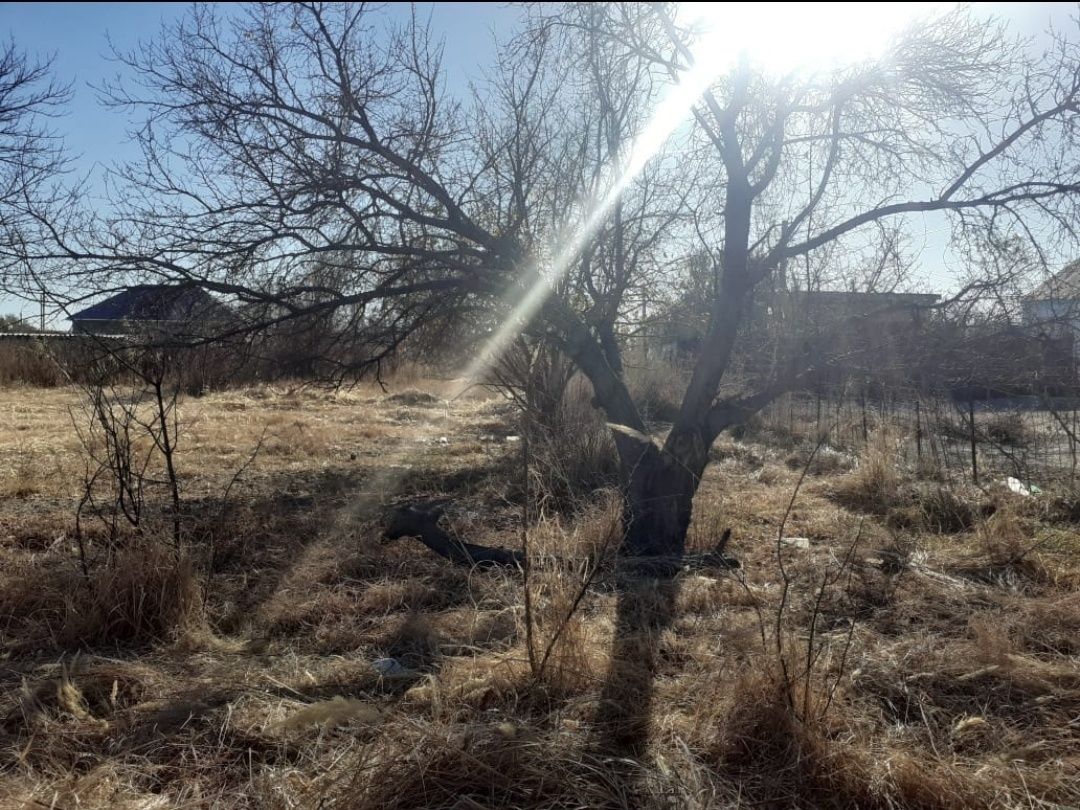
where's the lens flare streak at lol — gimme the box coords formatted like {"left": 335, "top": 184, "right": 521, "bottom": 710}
{"left": 455, "top": 29, "right": 732, "bottom": 396}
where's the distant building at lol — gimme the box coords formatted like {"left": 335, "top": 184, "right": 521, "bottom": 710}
{"left": 1023, "top": 261, "right": 1080, "bottom": 352}
{"left": 649, "top": 286, "right": 941, "bottom": 377}
{"left": 776, "top": 288, "right": 939, "bottom": 330}
{"left": 69, "top": 285, "right": 231, "bottom": 338}
{"left": 774, "top": 289, "right": 941, "bottom": 385}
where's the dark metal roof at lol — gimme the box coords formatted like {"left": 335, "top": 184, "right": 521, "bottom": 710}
{"left": 70, "top": 285, "right": 226, "bottom": 323}
{"left": 788, "top": 290, "right": 940, "bottom": 304}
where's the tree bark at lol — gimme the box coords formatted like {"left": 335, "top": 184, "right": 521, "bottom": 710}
{"left": 602, "top": 150, "right": 756, "bottom": 558}
{"left": 384, "top": 504, "right": 525, "bottom": 568}
{"left": 610, "top": 424, "right": 710, "bottom": 558}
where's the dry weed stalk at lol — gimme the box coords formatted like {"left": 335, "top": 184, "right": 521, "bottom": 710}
{"left": 770, "top": 432, "right": 862, "bottom": 724}
{"left": 516, "top": 356, "right": 620, "bottom": 684}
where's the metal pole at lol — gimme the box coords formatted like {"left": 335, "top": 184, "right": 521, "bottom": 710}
{"left": 969, "top": 398, "right": 979, "bottom": 486}
{"left": 916, "top": 398, "right": 922, "bottom": 461}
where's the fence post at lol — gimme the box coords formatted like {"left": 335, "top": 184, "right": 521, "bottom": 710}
{"left": 915, "top": 397, "right": 923, "bottom": 461}
{"left": 1073, "top": 406, "right": 1078, "bottom": 486}
{"left": 969, "top": 398, "right": 979, "bottom": 486}
{"left": 861, "top": 388, "right": 868, "bottom": 444}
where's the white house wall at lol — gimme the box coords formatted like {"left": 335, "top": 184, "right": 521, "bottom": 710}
{"left": 1023, "top": 298, "right": 1080, "bottom": 355}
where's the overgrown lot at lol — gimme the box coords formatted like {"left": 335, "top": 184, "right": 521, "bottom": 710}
{"left": 1, "top": 381, "right": 1078, "bottom": 809}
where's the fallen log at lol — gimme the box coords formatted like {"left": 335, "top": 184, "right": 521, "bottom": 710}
{"left": 384, "top": 504, "right": 524, "bottom": 569}
{"left": 383, "top": 504, "right": 739, "bottom": 573}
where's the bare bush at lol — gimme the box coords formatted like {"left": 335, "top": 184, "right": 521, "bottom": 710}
{"left": 0, "top": 341, "right": 63, "bottom": 387}
{"left": 70, "top": 357, "right": 185, "bottom": 574}
{"left": 525, "top": 376, "right": 619, "bottom": 508}
{"left": 491, "top": 338, "right": 577, "bottom": 430}
{"left": 624, "top": 362, "right": 684, "bottom": 424}
{"left": 521, "top": 493, "right": 621, "bottom": 692}
{"left": 785, "top": 444, "right": 855, "bottom": 476}
{"left": 1046, "top": 486, "right": 1080, "bottom": 524}
{"left": 982, "top": 412, "right": 1031, "bottom": 447}
{"left": 0, "top": 544, "right": 202, "bottom": 649}
{"left": 831, "top": 433, "right": 904, "bottom": 514}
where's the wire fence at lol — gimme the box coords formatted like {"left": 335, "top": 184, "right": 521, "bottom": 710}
{"left": 756, "top": 385, "right": 1080, "bottom": 489}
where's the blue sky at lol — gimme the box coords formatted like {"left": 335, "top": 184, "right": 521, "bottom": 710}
{"left": 0, "top": 2, "right": 1075, "bottom": 324}
{"left": 0, "top": 2, "right": 517, "bottom": 209}
{"left": 0, "top": 2, "right": 519, "bottom": 322}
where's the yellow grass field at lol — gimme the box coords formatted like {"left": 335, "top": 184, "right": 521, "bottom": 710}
{"left": 1, "top": 381, "right": 1078, "bottom": 809}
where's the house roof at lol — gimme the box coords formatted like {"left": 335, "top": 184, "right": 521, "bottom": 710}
{"left": 70, "top": 285, "right": 226, "bottom": 323}
{"left": 782, "top": 289, "right": 940, "bottom": 311}
{"left": 1031, "top": 260, "right": 1080, "bottom": 301}
{"left": 794, "top": 290, "right": 940, "bottom": 304}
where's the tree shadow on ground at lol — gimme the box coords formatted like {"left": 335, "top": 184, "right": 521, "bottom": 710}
{"left": 592, "top": 572, "right": 681, "bottom": 758}
{"left": 196, "top": 453, "right": 516, "bottom": 635}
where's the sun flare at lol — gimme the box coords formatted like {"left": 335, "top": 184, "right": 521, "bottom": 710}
{"left": 688, "top": 2, "right": 954, "bottom": 74}
{"left": 455, "top": 3, "right": 952, "bottom": 396}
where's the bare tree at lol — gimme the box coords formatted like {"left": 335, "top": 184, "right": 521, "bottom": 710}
{"left": 0, "top": 38, "right": 69, "bottom": 292}
{"left": 17, "top": 3, "right": 1080, "bottom": 556}
{"left": 572, "top": 4, "right": 1080, "bottom": 554}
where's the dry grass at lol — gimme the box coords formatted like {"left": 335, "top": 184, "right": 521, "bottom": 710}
{"left": 0, "top": 342, "right": 65, "bottom": 387}
{"left": 0, "top": 543, "right": 204, "bottom": 649}
{"left": 0, "top": 380, "right": 1078, "bottom": 809}
{"left": 625, "top": 361, "right": 685, "bottom": 423}
{"left": 524, "top": 375, "right": 619, "bottom": 507}
{"left": 831, "top": 430, "right": 904, "bottom": 514}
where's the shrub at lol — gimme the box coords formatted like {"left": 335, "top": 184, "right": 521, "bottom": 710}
{"left": 913, "top": 485, "right": 981, "bottom": 534}
{"left": 885, "top": 484, "right": 984, "bottom": 534}
{"left": 0, "top": 341, "right": 63, "bottom": 387}
{"left": 1045, "top": 486, "right": 1080, "bottom": 524}
{"left": 832, "top": 434, "right": 902, "bottom": 514}
{"left": 1, "top": 543, "right": 203, "bottom": 650}
{"left": 526, "top": 376, "right": 618, "bottom": 506}
{"left": 785, "top": 443, "right": 855, "bottom": 476}
{"left": 983, "top": 412, "right": 1031, "bottom": 446}
{"left": 489, "top": 338, "right": 575, "bottom": 428}
{"left": 727, "top": 412, "right": 766, "bottom": 441}
{"left": 625, "top": 361, "right": 683, "bottom": 423}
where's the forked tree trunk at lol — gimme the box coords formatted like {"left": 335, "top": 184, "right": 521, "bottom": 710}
{"left": 610, "top": 424, "right": 710, "bottom": 557}
{"left": 603, "top": 186, "right": 753, "bottom": 558}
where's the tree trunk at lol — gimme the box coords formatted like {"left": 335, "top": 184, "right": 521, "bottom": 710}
{"left": 610, "top": 424, "right": 709, "bottom": 558}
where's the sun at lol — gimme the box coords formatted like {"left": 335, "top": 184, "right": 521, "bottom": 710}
{"left": 688, "top": 2, "right": 954, "bottom": 75}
